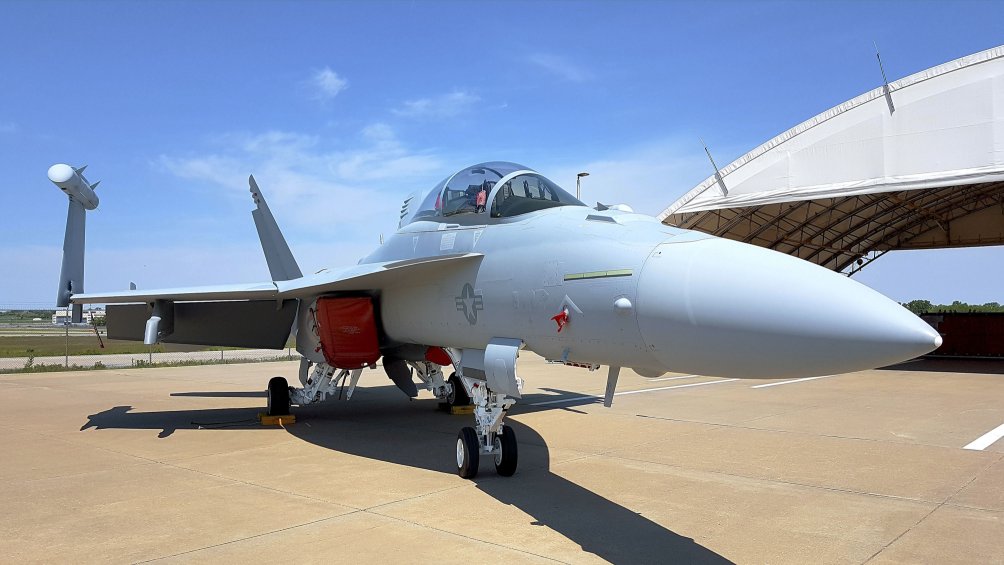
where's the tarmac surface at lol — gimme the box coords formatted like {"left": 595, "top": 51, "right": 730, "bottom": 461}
{"left": 1, "top": 354, "right": 1002, "bottom": 564}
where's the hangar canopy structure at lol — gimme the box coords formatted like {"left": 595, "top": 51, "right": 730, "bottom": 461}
{"left": 660, "top": 45, "right": 1004, "bottom": 274}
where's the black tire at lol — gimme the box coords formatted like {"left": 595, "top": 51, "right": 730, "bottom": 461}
{"left": 267, "top": 376, "right": 290, "bottom": 416}
{"left": 456, "top": 426, "right": 480, "bottom": 479}
{"left": 494, "top": 425, "right": 518, "bottom": 477}
{"left": 446, "top": 373, "right": 471, "bottom": 406}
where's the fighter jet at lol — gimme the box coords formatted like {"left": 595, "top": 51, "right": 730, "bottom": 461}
{"left": 50, "top": 161, "right": 942, "bottom": 478}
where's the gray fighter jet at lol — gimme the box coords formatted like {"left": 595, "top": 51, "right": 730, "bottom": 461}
{"left": 51, "top": 161, "right": 942, "bottom": 478}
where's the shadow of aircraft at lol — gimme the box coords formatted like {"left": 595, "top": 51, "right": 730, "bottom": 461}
{"left": 81, "top": 405, "right": 261, "bottom": 437}
{"left": 80, "top": 385, "right": 732, "bottom": 564}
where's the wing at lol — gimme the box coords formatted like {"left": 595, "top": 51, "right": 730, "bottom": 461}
{"left": 70, "top": 253, "right": 483, "bottom": 304}
{"left": 70, "top": 282, "right": 279, "bottom": 304}
{"left": 276, "top": 254, "right": 482, "bottom": 297}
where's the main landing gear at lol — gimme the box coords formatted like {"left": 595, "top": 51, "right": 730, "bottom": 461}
{"left": 446, "top": 373, "right": 471, "bottom": 407}
{"left": 266, "top": 376, "right": 291, "bottom": 416}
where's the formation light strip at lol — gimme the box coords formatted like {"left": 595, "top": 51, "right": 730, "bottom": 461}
{"left": 564, "top": 269, "right": 633, "bottom": 281}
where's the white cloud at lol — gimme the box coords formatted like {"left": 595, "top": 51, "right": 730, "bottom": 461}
{"left": 156, "top": 125, "right": 445, "bottom": 272}
{"left": 393, "top": 90, "right": 480, "bottom": 119}
{"left": 309, "top": 67, "right": 348, "bottom": 100}
{"left": 528, "top": 53, "right": 593, "bottom": 82}
{"left": 361, "top": 122, "right": 395, "bottom": 143}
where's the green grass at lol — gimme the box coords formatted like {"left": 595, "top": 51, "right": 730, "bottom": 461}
{"left": 0, "top": 335, "right": 296, "bottom": 358}
{"left": 0, "top": 336, "right": 210, "bottom": 358}
{"left": 4, "top": 354, "right": 297, "bottom": 374}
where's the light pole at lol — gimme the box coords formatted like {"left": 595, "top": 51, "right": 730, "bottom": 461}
{"left": 576, "top": 172, "right": 590, "bottom": 201}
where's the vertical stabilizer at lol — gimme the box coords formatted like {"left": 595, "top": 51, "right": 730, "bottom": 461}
{"left": 249, "top": 176, "right": 302, "bottom": 281}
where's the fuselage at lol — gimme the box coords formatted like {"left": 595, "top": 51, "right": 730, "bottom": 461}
{"left": 360, "top": 204, "right": 942, "bottom": 379}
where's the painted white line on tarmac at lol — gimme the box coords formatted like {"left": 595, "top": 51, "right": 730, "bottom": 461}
{"left": 615, "top": 378, "right": 739, "bottom": 396}
{"left": 751, "top": 375, "right": 838, "bottom": 389}
{"left": 530, "top": 378, "right": 738, "bottom": 406}
{"left": 963, "top": 422, "right": 1004, "bottom": 451}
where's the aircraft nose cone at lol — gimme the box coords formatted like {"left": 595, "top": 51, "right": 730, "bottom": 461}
{"left": 636, "top": 237, "right": 942, "bottom": 379}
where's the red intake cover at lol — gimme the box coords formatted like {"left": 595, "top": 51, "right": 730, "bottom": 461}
{"left": 315, "top": 297, "right": 381, "bottom": 369}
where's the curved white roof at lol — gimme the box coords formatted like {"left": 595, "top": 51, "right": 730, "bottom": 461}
{"left": 660, "top": 45, "right": 1004, "bottom": 273}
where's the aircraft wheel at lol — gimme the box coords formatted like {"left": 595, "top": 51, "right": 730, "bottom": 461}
{"left": 456, "top": 426, "right": 480, "bottom": 479}
{"left": 493, "top": 426, "right": 518, "bottom": 477}
{"left": 446, "top": 373, "right": 471, "bottom": 406}
{"left": 267, "top": 376, "right": 290, "bottom": 416}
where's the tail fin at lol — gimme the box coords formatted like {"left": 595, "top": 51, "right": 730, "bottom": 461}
{"left": 249, "top": 175, "right": 302, "bottom": 281}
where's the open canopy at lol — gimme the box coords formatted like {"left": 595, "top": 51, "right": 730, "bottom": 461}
{"left": 660, "top": 45, "right": 1004, "bottom": 273}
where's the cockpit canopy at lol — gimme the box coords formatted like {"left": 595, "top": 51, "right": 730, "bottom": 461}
{"left": 403, "top": 161, "right": 585, "bottom": 225}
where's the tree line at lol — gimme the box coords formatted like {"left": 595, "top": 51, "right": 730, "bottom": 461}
{"left": 903, "top": 300, "right": 1004, "bottom": 315}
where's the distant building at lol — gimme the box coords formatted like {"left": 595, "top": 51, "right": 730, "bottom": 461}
{"left": 52, "top": 309, "right": 105, "bottom": 325}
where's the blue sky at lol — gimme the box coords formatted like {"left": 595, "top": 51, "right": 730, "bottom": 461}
{"left": 2, "top": 0, "right": 1002, "bottom": 305}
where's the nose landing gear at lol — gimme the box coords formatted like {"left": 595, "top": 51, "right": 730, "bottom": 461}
{"left": 454, "top": 381, "right": 518, "bottom": 479}
{"left": 493, "top": 425, "right": 518, "bottom": 477}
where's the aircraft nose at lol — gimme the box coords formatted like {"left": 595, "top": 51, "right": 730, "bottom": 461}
{"left": 636, "top": 237, "right": 942, "bottom": 379}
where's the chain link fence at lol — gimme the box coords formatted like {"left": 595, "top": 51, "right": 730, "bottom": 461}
{"left": 1, "top": 304, "right": 299, "bottom": 374}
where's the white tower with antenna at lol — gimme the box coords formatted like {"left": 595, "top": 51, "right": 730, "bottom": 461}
{"left": 48, "top": 164, "right": 100, "bottom": 323}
